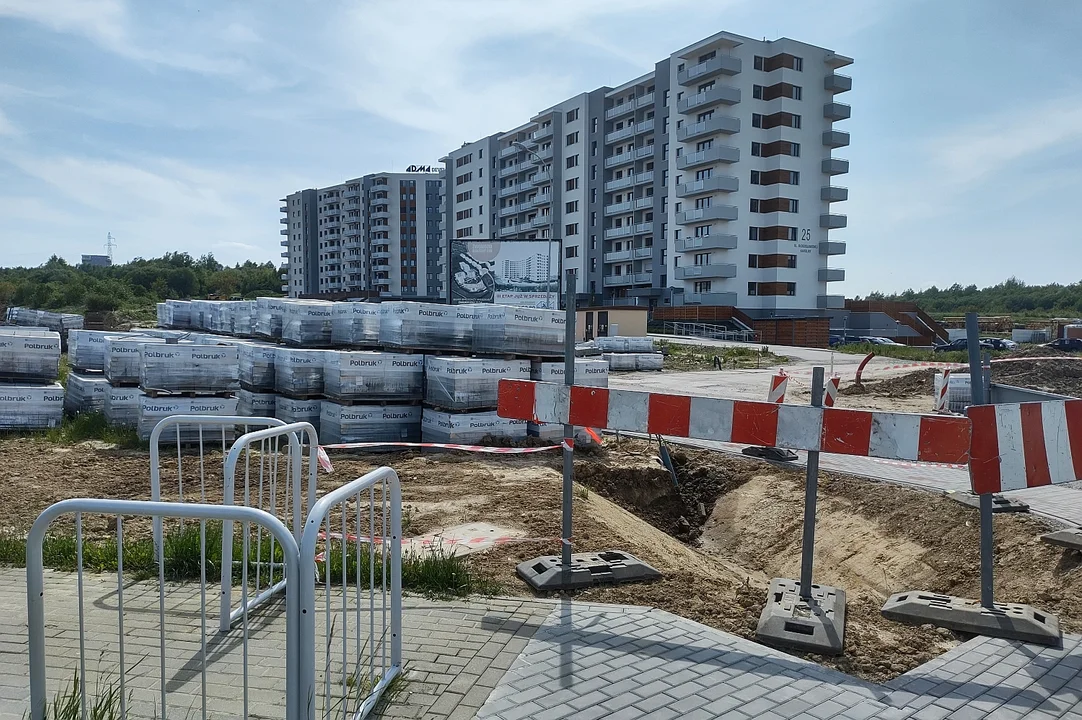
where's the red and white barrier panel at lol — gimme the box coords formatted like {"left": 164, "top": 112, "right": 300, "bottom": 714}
{"left": 968, "top": 400, "right": 1082, "bottom": 494}
{"left": 824, "top": 376, "right": 840, "bottom": 408}
{"left": 769, "top": 371, "right": 788, "bottom": 403}
{"left": 498, "top": 379, "right": 971, "bottom": 464}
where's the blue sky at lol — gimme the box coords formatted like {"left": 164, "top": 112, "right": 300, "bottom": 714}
{"left": 1, "top": 0, "right": 1080, "bottom": 295}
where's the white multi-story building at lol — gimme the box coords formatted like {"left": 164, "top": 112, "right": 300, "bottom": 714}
{"left": 441, "top": 30, "right": 851, "bottom": 317}
{"left": 280, "top": 171, "right": 444, "bottom": 298}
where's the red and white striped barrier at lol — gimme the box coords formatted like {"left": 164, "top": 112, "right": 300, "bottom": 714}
{"left": 968, "top": 400, "right": 1082, "bottom": 494}
{"left": 935, "top": 369, "right": 951, "bottom": 413}
{"left": 320, "top": 441, "right": 561, "bottom": 453}
{"left": 769, "top": 371, "right": 788, "bottom": 403}
{"left": 498, "top": 379, "right": 971, "bottom": 464}
{"left": 824, "top": 376, "right": 840, "bottom": 408}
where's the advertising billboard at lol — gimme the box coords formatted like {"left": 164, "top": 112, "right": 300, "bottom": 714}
{"left": 450, "top": 239, "right": 560, "bottom": 308}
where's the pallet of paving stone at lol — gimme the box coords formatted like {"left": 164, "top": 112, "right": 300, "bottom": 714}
{"left": 473, "top": 305, "right": 565, "bottom": 358}
{"left": 320, "top": 402, "right": 421, "bottom": 444}
{"left": 379, "top": 301, "right": 478, "bottom": 352}
{"left": 274, "top": 348, "right": 329, "bottom": 397}
{"left": 237, "top": 389, "right": 277, "bottom": 418}
{"left": 0, "top": 383, "right": 65, "bottom": 430}
{"left": 420, "top": 407, "right": 528, "bottom": 444}
{"left": 139, "top": 342, "right": 240, "bottom": 395}
{"left": 330, "top": 302, "right": 381, "bottom": 347}
{"left": 275, "top": 396, "right": 322, "bottom": 435}
{"left": 0, "top": 328, "right": 61, "bottom": 382}
{"left": 281, "top": 299, "right": 335, "bottom": 347}
{"left": 238, "top": 342, "right": 278, "bottom": 391}
{"left": 65, "top": 371, "right": 109, "bottom": 415}
{"left": 137, "top": 395, "right": 239, "bottom": 443}
{"left": 323, "top": 350, "right": 424, "bottom": 403}
{"left": 103, "top": 335, "right": 162, "bottom": 386}
{"left": 423, "top": 356, "right": 530, "bottom": 411}
{"left": 104, "top": 386, "right": 143, "bottom": 427}
{"left": 255, "top": 297, "right": 285, "bottom": 340}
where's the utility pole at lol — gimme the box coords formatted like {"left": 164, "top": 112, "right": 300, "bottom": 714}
{"left": 105, "top": 232, "right": 117, "bottom": 263}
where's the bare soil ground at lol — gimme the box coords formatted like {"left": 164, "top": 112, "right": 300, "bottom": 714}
{"left": 1, "top": 436, "right": 1079, "bottom": 684}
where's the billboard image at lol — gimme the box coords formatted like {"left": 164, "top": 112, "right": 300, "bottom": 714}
{"left": 450, "top": 240, "right": 560, "bottom": 308}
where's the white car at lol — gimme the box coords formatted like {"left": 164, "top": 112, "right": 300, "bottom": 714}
{"left": 861, "top": 336, "right": 905, "bottom": 346}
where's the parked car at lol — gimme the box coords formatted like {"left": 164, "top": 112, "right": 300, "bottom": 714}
{"left": 1046, "top": 337, "right": 1082, "bottom": 352}
{"left": 860, "top": 336, "right": 905, "bottom": 346}
{"left": 981, "top": 338, "right": 1017, "bottom": 351}
{"left": 934, "top": 338, "right": 994, "bottom": 353}
{"left": 829, "top": 335, "right": 864, "bottom": 347}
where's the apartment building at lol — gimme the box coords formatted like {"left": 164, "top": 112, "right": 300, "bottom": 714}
{"left": 280, "top": 171, "right": 444, "bottom": 298}
{"left": 440, "top": 30, "right": 851, "bottom": 316}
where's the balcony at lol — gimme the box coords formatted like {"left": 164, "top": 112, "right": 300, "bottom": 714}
{"left": 683, "top": 291, "right": 738, "bottom": 306}
{"left": 675, "top": 264, "right": 737, "bottom": 280}
{"left": 678, "top": 85, "right": 740, "bottom": 114}
{"left": 499, "top": 205, "right": 519, "bottom": 217}
{"left": 633, "top": 247, "right": 652, "bottom": 259}
{"left": 280, "top": 251, "right": 288, "bottom": 258}
{"left": 635, "top": 118, "right": 655, "bottom": 134}
{"left": 824, "top": 102, "right": 851, "bottom": 121}
{"left": 499, "top": 145, "right": 519, "bottom": 158}
{"left": 499, "top": 224, "right": 520, "bottom": 237}
{"left": 324, "top": 219, "right": 339, "bottom": 228}
{"left": 534, "top": 193, "right": 552, "bottom": 206}
{"left": 819, "top": 268, "right": 846, "bottom": 282}
{"left": 605, "top": 176, "right": 634, "bottom": 192}
{"left": 605, "top": 126, "right": 635, "bottom": 144}
{"left": 633, "top": 171, "right": 654, "bottom": 186}
{"left": 529, "top": 171, "right": 552, "bottom": 186}
{"left": 635, "top": 196, "right": 653, "bottom": 210}
{"left": 676, "top": 175, "right": 739, "bottom": 197}
{"left": 281, "top": 284, "right": 289, "bottom": 293}
{"left": 818, "top": 294, "right": 845, "bottom": 309}
{"left": 823, "top": 130, "right": 850, "bottom": 148}
{"left": 819, "top": 241, "right": 846, "bottom": 256}
{"left": 604, "top": 201, "right": 633, "bottom": 216}
{"left": 825, "top": 74, "right": 853, "bottom": 94}
{"left": 677, "top": 55, "right": 742, "bottom": 86}
{"left": 821, "top": 186, "right": 848, "bottom": 202}
{"left": 636, "top": 92, "right": 655, "bottom": 108}
{"left": 822, "top": 158, "right": 850, "bottom": 175}
{"left": 372, "top": 252, "right": 391, "bottom": 261}
{"left": 676, "top": 205, "right": 738, "bottom": 224}
{"left": 532, "top": 125, "right": 553, "bottom": 141}
{"left": 605, "top": 102, "right": 635, "bottom": 120}
{"left": 530, "top": 216, "right": 550, "bottom": 229}
{"left": 529, "top": 147, "right": 554, "bottom": 163}
{"left": 344, "top": 189, "right": 360, "bottom": 199}
{"left": 820, "top": 213, "right": 847, "bottom": 229}
{"left": 604, "top": 226, "right": 634, "bottom": 240}
{"left": 676, "top": 145, "right": 739, "bottom": 170}
{"left": 280, "top": 217, "right": 288, "bottom": 224}
{"left": 677, "top": 116, "right": 740, "bottom": 142}
{"left": 280, "top": 239, "right": 289, "bottom": 247}
{"left": 675, "top": 234, "right": 738, "bottom": 252}
{"left": 368, "top": 211, "right": 390, "bottom": 220}
{"left": 633, "top": 222, "right": 653, "bottom": 235}
{"left": 605, "top": 152, "right": 635, "bottom": 169}
{"left": 603, "top": 275, "right": 633, "bottom": 287}
{"left": 634, "top": 145, "right": 654, "bottom": 159}
{"left": 498, "top": 164, "right": 522, "bottom": 178}
{"left": 280, "top": 228, "right": 289, "bottom": 235}
{"left": 499, "top": 183, "right": 520, "bottom": 198}
{"left": 604, "top": 250, "right": 632, "bottom": 263}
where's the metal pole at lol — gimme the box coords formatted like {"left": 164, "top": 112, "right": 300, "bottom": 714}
{"left": 799, "top": 366, "right": 825, "bottom": 600}
{"left": 966, "top": 312, "right": 995, "bottom": 609}
{"left": 562, "top": 270, "right": 577, "bottom": 574}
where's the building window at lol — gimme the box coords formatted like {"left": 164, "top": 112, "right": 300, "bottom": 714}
{"left": 566, "top": 131, "right": 579, "bottom": 145}
{"left": 787, "top": 282, "right": 797, "bottom": 296}
{"left": 590, "top": 258, "right": 597, "bottom": 271}
{"left": 566, "top": 200, "right": 579, "bottom": 213}
{"left": 566, "top": 108, "right": 579, "bottom": 122}
{"left": 748, "top": 254, "right": 758, "bottom": 268}
{"left": 752, "top": 113, "right": 762, "bottom": 128}
{"left": 748, "top": 282, "right": 757, "bottom": 296}
{"left": 456, "top": 209, "right": 472, "bottom": 220}
{"left": 455, "top": 153, "right": 473, "bottom": 167}
{"left": 455, "top": 227, "right": 473, "bottom": 238}
{"left": 566, "top": 155, "right": 579, "bottom": 169}
{"left": 695, "top": 197, "right": 711, "bottom": 209}
{"left": 694, "top": 253, "right": 710, "bottom": 266}
{"left": 694, "top": 225, "right": 710, "bottom": 237}
{"left": 592, "top": 118, "right": 598, "bottom": 132}
{"left": 694, "top": 281, "right": 712, "bottom": 293}
{"left": 565, "top": 223, "right": 579, "bottom": 236}
{"left": 565, "top": 245, "right": 579, "bottom": 258}
{"left": 753, "top": 84, "right": 763, "bottom": 100}
{"left": 752, "top": 142, "right": 761, "bottom": 157}
{"left": 455, "top": 172, "right": 472, "bottom": 185}
{"left": 566, "top": 178, "right": 579, "bottom": 191}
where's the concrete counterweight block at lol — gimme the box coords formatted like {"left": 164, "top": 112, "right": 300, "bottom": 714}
{"left": 516, "top": 551, "right": 661, "bottom": 592}
{"left": 756, "top": 578, "right": 846, "bottom": 655}
{"left": 881, "top": 592, "right": 1061, "bottom": 646}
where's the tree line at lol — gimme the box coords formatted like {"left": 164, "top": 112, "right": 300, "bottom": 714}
{"left": 0, "top": 253, "right": 283, "bottom": 313}
{"left": 864, "top": 277, "right": 1082, "bottom": 317}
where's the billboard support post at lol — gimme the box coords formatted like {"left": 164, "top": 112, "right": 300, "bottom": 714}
{"left": 561, "top": 269, "right": 577, "bottom": 576}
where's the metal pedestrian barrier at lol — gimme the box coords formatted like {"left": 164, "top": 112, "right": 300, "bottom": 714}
{"left": 26, "top": 499, "right": 302, "bottom": 720}
{"left": 299, "top": 466, "right": 404, "bottom": 720}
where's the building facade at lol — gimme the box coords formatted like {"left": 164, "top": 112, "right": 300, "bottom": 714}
{"left": 280, "top": 171, "right": 444, "bottom": 298}
{"left": 440, "top": 30, "right": 851, "bottom": 316}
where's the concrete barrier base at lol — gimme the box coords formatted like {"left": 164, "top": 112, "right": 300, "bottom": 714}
{"left": 516, "top": 550, "right": 661, "bottom": 592}
{"left": 948, "top": 492, "right": 1029, "bottom": 513}
{"left": 1041, "top": 528, "right": 1082, "bottom": 552}
{"left": 756, "top": 578, "right": 846, "bottom": 655}
{"left": 882, "top": 591, "right": 1061, "bottom": 646}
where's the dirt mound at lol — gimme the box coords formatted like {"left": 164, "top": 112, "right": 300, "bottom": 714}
{"left": 1005, "top": 345, "right": 1071, "bottom": 359}
{"left": 841, "top": 369, "right": 937, "bottom": 398}
{"left": 993, "top": 358, "right": 1082, "bottom": 398}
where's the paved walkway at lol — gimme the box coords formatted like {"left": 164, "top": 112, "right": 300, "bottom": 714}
{"left": 4, "top": 568, "right": 1081, "bottom": 719}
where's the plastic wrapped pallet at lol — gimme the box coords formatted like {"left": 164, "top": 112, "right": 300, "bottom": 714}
{"left": 602, "top": 352, "right": 638, "bottom": 371}
{"left": 275, "top": 396, "right": 321, "bottom": 434}
{"left": 156, "top": 303, "right": 167, "bottom": 328}
{"left": 320, "top": 403, "right": 421, "bottom": 444}
{"left": 65, "top": 372, "right": 109, "bottom": 415}
{"left": 140, "top": 343, "right": 240, "bottom": 394}
{"left": 531, "top": 359, "right": 609, "bottom": 387}
{"left": 104, "top": 386, "right": 143, "bottom": 427}
{"left": 323, "top": 351, "right": 423, "bottom": 401}
{"left": 233, "top": 301, "right": 256, "bottom": 338}
{"left": 188, "top": 300, "right": 214, "bottom": 331}
{"left": 633, "top": 353, "right": 664, "bottom": 371}
{"left": 275, "top": 348, "right": 328, "bottom": 396}
{"left": 331, "top": 303, "right": 381, "bottom": 347}
{"left": 255, "top": 297, "right": 285, "bottom": 340}
{"left": 0, "top": 383, "right": 64, "bottom": 430}
{"left": 0, "top": 328, "right": 61, "bottom": 382}
{"left": 379, "top": 302, "right": 476, "bottom": 351}
{"left": 596, "top": 336, "right": 656, "bottom": 353}
{"left": 934, "top": 373, "right": 972, "bottom": 414}
{"left": 237, "top": 389, "right": 277, "bottom": 418}
{"left": 424, "top": 357, "right": 530, "bottom": 410}
{"left": 421, "top": 408, "right": 527, "bottom": 444}
{"left": 282, "top": 300, "right": 335, "bottom": 347}
{"left": 164, "top": 300, "right": 192, "bottom": 329}
{"left": 4, "top": 307, "right": 83, "bottom": 337}
{"left": 138, "top": 396, "right": 239, "bottom": 442}
{"left": 473, "top": 305, "right": 565, "bottom": 357}
{"left": 239, "top": 342, "right": 278, "bottom": 391}
{"left": 102, "top": 335, "right": 159, "bottom": 385}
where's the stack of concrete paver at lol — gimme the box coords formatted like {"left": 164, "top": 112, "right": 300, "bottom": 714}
{"left": 421, "top": 408, "right": 527, "bottom": 444}
{"left": 64, "top": 372, "right": 109, "bottom": 415}
{"left": 423, "top": 357, "right": 530, "bottom": 411}
{"left": 379, "top": 301, "right": 477, "bottom": 352}
{"left": 275, "top": 396, "right": 322, "bottom": 434}
{"left": 0, "top": 328, "right": 61, "bottom": 382}
{"left": 282, "top": 300, "right": 335, "bottom": 346}
{"left": 331, "top": 303, "right": 381, "bottom": 347}
{"left": 237, "top": 389, "right": 276, "bottom": 418}
{"left": 323, "top": 351, "right": 424, "bottom": 402}
{"left": 275, "top": 348, "right": 329, "bottom": 397}
{"left": 320, "top": 403, "right": 422, "bottom": 444}
{"left": 137, "top": 395, "right": 239, "bottom": 442}
{"left": 255, "top": 297, "right": 285, "bottom": 340}
{"left": 473, "top": 305, "right": 564, "bottom": 357}
{"left": 139, "top": 343, "right": 239, "bottom": 394}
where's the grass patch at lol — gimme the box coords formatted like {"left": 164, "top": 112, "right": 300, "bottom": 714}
{"left": 58, "top": 354, "right": 70, "bottom": 386}
{"left": 833, "top": 342, "right": 980, "bottom": 364}
{"left": 43, "top": 412, "right": 142, "bottom": 449}
{"left": 659, "top": 341, "right": 788, "bottom": 371}
{"left": 27, "top": 669, "right": 128, "bottom": 720}
{"left": 0, "top": 521, "right": 499, "bottom": 598}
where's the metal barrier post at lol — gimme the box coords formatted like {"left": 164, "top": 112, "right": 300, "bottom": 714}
{"left": 966, "top": 312, "right": 995, "bottom": 609}
{"left": 799, "top": 367, "right": 825, "bottom": 599}
{"left": 562, "top": 270, "right": 577, "bottom": 575}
